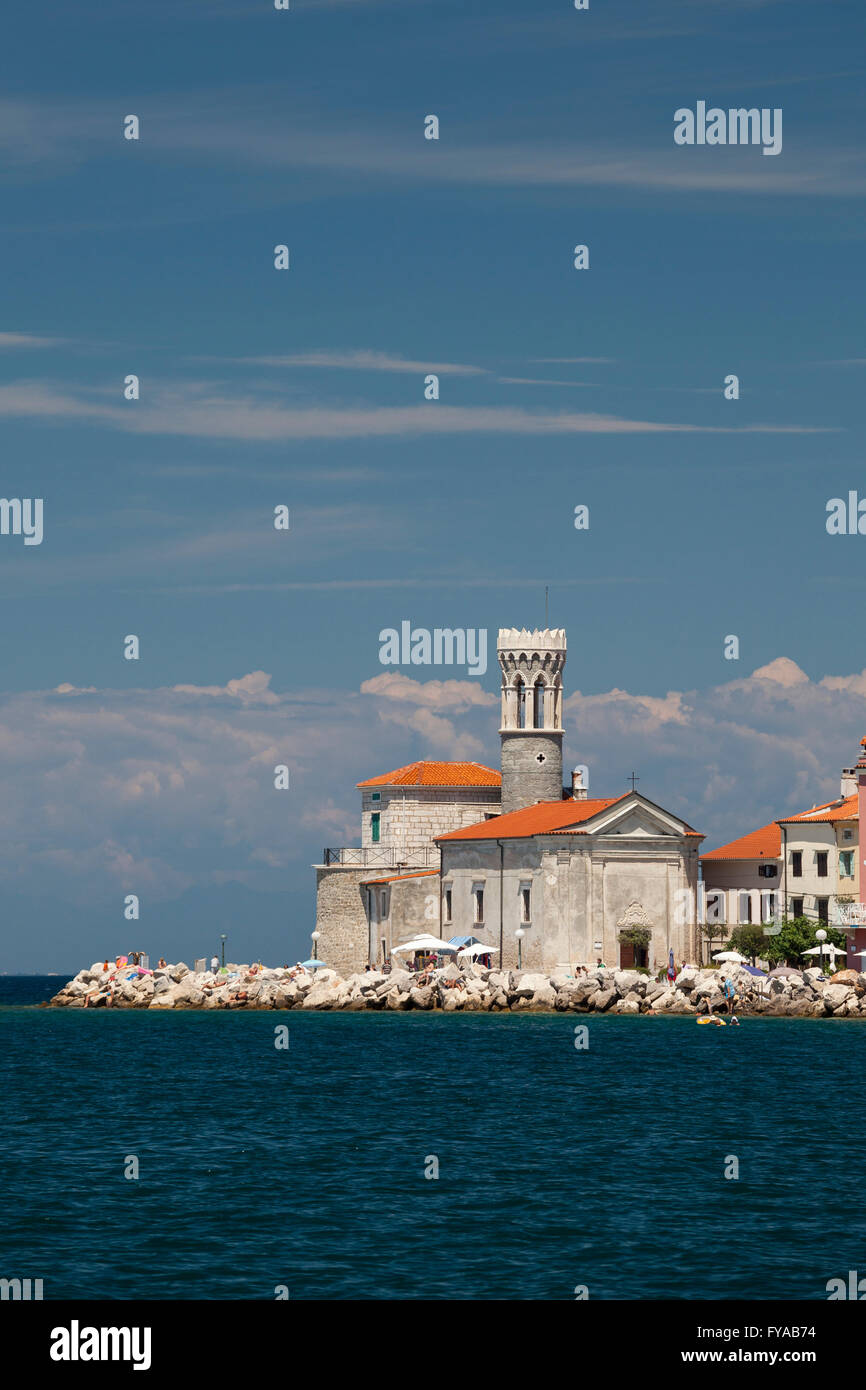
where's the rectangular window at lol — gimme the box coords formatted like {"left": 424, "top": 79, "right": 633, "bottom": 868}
{"left": 791, "top": 851, "right": 802, "bottom": 878}
{"left": 380, "top": 890, "right": 387, "bottom": 919}
{"left": 844, "top": 829, "right": 853, "bottom": 841}
{"left": 817, "top": 897, "right": 829, "bottom": 924}
{"left": 371, "top": 812, "right": 380, "bottom": 843}
{"left": 840, "top": 850, "right": 854, "bottom": 878}
{"left": 816, "top": 852, "right": 828, "bottom": 878}
{"left": 739, "top": 891, "right": 752, "bottom": 924}
{"left": 520, "top": 882, "right": 531, "bottom": 923}
{"left": 371, "top": 791, "right": 381, "bottom": 802}
{"left": 443, "top": 886, "right": 453, "bottom": 923}
{"left": 792, "top": 897, "right": 804, "bottom": 918}
{"left": 472, "top": 884, "right": 484, "bottom": 924}
{"left": 758, "top": 863, "right": 777, "bottom": 878}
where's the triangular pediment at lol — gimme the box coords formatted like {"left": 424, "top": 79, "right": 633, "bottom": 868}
{"left": 583, "top": 792, "right": 693, "bottom": 839}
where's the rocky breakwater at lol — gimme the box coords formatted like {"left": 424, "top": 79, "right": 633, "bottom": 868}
{"left": 48, "top": 961, "right": 866, "bottom": 1017}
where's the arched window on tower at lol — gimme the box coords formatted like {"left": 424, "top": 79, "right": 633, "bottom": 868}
{"left": 533, "top": 679, "right": 545, "bottom": 730}
{"left": 516, "top": 678, "right": 526, "bottom": 729}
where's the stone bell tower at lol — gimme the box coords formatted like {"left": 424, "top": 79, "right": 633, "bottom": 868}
{"left": 497, "top": 628, "right": 566, "bottom": 815}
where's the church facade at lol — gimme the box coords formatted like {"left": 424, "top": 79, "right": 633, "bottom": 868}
{"left": 313, "top": 627, "right": 704, "bottom": 974}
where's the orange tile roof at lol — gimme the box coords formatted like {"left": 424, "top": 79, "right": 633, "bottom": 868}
{"left": 702, "top": 821, "right": 782, "bottom": 861}
{"left": 362, "top": 870, "right": 440, "bottom": 885}
{"left": 779, "top": 794, "right": 858, "bottom": 825}
{"left": 358, "top": 761, "right": 501, "bottom": 788}
{"left": 437, "top": 796, "right": 629, "bottom": 841}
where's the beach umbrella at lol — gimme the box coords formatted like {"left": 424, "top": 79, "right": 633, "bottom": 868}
{"left": 300, "top": 958, "right": 329, "bottom": 970}
{"left": 802, "top": 944, "right": 846, "bottom": 957}
{"left": 738, "top": 964, "right": 768, "bottom": 979}
{"left": 768, "top": 966, "right": 800, "bottom": 978}
{"left": 713, "top": 951, "right": 749, "bottom": 963}
{"left": 393, "top": 934, "right": 457, "bottom": 954}
{"left": 457, "top": 943, "right": 500, "bottom": 960}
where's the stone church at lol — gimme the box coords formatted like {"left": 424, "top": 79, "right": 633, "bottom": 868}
{"left": 314, "top": 628, "right": 703, "bottom": 975}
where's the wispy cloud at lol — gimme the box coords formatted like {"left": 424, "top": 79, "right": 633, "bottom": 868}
{"left": 498, "top": 377, "right": 593, "bottom": 388}
{"left": 0, "top": 331, "right": 65, "bottom": 349}
{"left": 225, "top": 349, "right": 488, "bottom": 376}
{"left": 1, "top": 95, "right": 863, "bottom": 198}
{"left": 0, "top": 381, "right": 833, "bottom": 442}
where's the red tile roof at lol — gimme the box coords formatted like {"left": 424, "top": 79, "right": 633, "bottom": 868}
{"left": 358, "top": 761, "right": 501, "bottom": 788}
{"left": 439, "top": 793, "right": 703, "bottom": 842}
{"left": 702, "top": 821, "right": 782, "bottom": 862}
{"left": 703, "top": 795, "right": 860, "bottom": 861}
{"left": 362, "top": 870, "right": 440, "bottom": 885}
{"left": 437, "top": 795, "right": 629, "bottom": 841}
{"left": 779, "top": 794, "right": 858, "bottom": 825}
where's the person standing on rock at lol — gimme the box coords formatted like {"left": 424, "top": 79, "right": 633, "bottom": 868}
{"left": 667, "top": 949, "right": 677, "bottom": 989}
{"left": 724, "top": 975, "right": 737, "bottom": 1016}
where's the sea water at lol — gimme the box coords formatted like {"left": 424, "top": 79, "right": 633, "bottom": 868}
{"left": 0, "top": 977, "right": 861, "bottom": 1300}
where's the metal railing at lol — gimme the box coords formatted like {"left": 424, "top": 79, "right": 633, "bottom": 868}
{"left": 322, "top": 846, "right": 440, "bottom": 868}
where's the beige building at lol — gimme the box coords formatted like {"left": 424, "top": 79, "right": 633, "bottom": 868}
{"left": 314, "top": 627, "right": 705, "bottom": 973}
{"left": 701, "top": 748, "right": 861, "bottom": 929}
{"left": 778, "top": 795, "right": 858, "bottom": 926}
{"left": 438, "top": 791, "right": 703, "bottom": 973}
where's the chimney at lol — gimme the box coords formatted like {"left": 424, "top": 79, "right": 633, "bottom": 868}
{"left": 841, "top": 752, "right": 859, "bottom": 799}
{"left": 572, "top": 767, "right": 587, "bottom": 801}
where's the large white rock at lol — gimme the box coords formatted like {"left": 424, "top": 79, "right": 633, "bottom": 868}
{"left": 650, "top": 989, "right": 676, "bottom": 1011}
{"left": 693, "top": 979, "right": 719, "bottom": 999}
{"left": 530, "top": 984, "right": 557, "bottom": 1009}
{"left": 823, "top": 984, "right": 853, "bottom": 1010}
{"left": 512, "top": 972, "right": 553, "bottom": 999}
{"left": 614, "top": 970, "right": 644, "bottom": 995}
{"left": 375, "top": 970, "right": 413, "bottom": 997}
{"left": 302, "top": 978, "right": 343, "bottom": 1009}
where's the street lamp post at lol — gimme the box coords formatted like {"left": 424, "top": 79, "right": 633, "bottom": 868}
{"left": 816, "top": 926, "right": 827, "bottom": 976}
{"left": 515, "top": 926, "right": 525, "bottom": 971}
{"left": 220, "top": 933, "right": 227, "bottom": 968}
{"left": 311, "top": 929, "right": 321, "bottom": 963}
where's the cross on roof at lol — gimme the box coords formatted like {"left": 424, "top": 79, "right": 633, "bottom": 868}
{"left": 628, "top": 771, "right": 640, "bottom": 791}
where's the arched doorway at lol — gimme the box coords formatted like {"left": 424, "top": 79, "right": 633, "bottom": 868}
{"left": 616, "top": 900, "right": 653, "bottom": 969}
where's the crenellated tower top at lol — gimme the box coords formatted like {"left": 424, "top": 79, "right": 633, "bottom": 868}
{"left": 497, "top": 628, "right": 566, "bottom": 732}
{"left": 497, "top": 627, "right": 567, "bottom": 813}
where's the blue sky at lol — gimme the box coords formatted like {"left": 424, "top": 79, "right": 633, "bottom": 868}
{"left": 2, "top": 0, "right": 866, "bottom": 970}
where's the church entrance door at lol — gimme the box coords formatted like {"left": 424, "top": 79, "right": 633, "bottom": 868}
{"left": 619, "top": 941, "right": 648, "bottom": 969}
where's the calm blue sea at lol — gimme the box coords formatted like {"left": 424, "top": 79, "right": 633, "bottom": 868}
{"left": 0, "top": 976, "right": 862, "bottom": 1301}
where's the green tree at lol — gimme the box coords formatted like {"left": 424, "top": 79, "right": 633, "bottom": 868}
{"left": 726, "top": 924, "right": 768, "bottom": 963}
{"left": 761, "top": 917, "right": 848, "bottom": 968}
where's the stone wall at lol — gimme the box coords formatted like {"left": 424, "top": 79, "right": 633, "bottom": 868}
{"left": 361, "top": 786, "right": 500, "bottom": 849}
{"left": 314, "top": 867, "right": 371, "bottom": 976}
{"left": 441, "top": 832, "right": 701, "bottom": 973}
{"left": 500, "top": 731, "right": 563, "bottom": 814}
